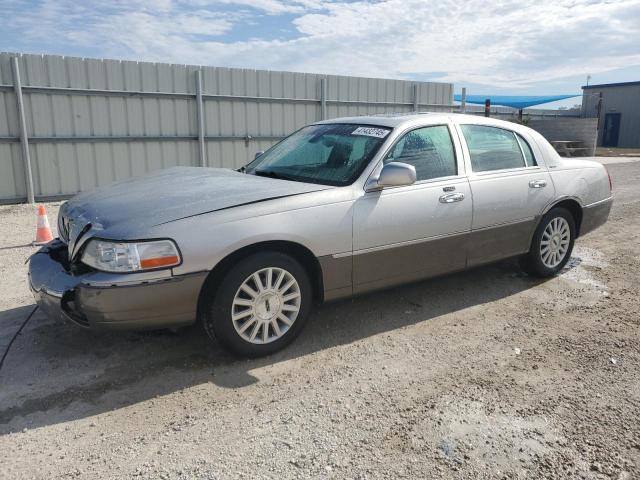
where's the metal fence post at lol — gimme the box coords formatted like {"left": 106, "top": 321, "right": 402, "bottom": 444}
{"left": 195, "top": 69, "right": 206, "bottom": 167}
{"left": 320, "top": 78, "right": 327, "bottom": 120}
{"left": 412, "top": 84, "right": 418, "bottom": 112}
{"left": 11, "top": 56, "right": 35, "bottom": 204}
{"left": 460, "top": 87, "right": 466, "bottom": 113}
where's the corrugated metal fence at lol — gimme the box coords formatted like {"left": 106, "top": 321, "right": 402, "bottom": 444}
{"left": 0, "top": 53, "right": 453, "bottom": 203}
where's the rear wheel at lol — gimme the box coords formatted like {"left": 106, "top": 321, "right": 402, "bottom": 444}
{"left": 201, "top": 251, "right": 312, "bottom": 357}
{"left": 520, "top": 207, "right": 576, "bottom": 277}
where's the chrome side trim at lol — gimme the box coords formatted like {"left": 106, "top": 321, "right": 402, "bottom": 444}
{"left": 585, "top": 196, "right": 613, "bottom": 209}
{"left": 470, "top": 216, "right": 536, "bottom": 232}
{"left": 351, "top": 230, "right": 469, "bottom": 256}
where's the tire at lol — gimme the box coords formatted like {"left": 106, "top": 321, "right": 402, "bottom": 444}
{"left": 200, "top": 251, "right": 313, "bottom": 357}
{"left": 520, "top": 207, "right": 576, "bottom": 277}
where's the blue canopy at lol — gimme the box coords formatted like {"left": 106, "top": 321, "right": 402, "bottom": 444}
{"left": 453, "top": 94, "right": 580, "bottom": 109}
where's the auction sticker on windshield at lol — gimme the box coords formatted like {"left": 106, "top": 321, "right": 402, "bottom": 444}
{"left": 351, "top": 126, "right": 390, "bottom": 138}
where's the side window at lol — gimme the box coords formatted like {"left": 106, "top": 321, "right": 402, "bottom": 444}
{"left": 515, "top": 133, "right": 537, "bottom": 167}
{"left": 460, "top": 125, "right": 526, "bottom": 172}
{"left": 384, "top": 125, "right": 457, "bottom": 181}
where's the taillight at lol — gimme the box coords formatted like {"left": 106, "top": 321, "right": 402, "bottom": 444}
{"left": 606, "top": 167, "right": 612, "bottom": 191}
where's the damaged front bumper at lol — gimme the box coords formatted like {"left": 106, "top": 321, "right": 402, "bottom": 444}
{"left": 28, "top": 240, "right": 208, "bottom": 330}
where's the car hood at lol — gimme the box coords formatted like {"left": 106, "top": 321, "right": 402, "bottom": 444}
{"left": 60, "top": 167, "right": 331, "bottom": 256}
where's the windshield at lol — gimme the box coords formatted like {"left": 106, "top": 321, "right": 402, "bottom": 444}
{"left": 245, "top": 124, "right": 392, "bottom": 186}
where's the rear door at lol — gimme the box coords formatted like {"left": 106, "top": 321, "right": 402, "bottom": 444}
{"left": 352, "top": 123, "right": 472, "bottom": 293}
{"left": 456, "top": 123, "right": 555, "bottom": 266}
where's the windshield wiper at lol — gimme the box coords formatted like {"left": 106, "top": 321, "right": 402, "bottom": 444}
{"left": 253, "top": 169, "right": 298, "bottom": 181}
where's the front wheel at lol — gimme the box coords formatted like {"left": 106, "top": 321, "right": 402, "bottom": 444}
{"left": 520, "top": 207, "right": 576, "bottom": 277}
{"left": 200, "top": 251, "right": 313, "bottom": 357}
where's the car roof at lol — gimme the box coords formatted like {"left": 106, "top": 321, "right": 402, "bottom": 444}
{"left": 314, "top": 112, "right": 522, "bottom": 130}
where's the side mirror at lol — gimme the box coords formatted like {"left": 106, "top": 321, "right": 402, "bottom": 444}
{"left": 254, "top": 151, "right": 264, "bottom": 160}
{"left": 366, "top": 162, "right": 416, "bottom": 191}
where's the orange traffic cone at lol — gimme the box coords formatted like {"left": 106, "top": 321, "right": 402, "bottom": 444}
{"left": 34, "top": 205, "right": 54, "bottom": 245}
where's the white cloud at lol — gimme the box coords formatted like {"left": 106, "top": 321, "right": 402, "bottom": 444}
{"left": 282, "top": 0, "right": 640, "bottom": 88}
{"left": 200, "top": 0, "right": 330, "bottom": 15}
{"left": 3, "top": 0, "right": 640, "bottom": 91}
{"left": 17, "top": 1, "right": 238, "bottom": 39}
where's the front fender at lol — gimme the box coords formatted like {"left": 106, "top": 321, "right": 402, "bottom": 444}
{"left": 166, "top": 200, "right": 354, "bottom": 276}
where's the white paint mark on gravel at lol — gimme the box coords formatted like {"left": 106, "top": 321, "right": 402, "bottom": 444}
{"left": 561, "top": 246, "right": 609, "bottom": 291}
{"left": 433, "top": 396, "right": 562, "bottom": 468}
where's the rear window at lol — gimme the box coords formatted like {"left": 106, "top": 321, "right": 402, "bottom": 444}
{"left": 461, "top": 125, "right": 528, "bottom": 172}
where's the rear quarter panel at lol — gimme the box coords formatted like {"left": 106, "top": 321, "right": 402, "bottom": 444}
{"left": 527, "top": 127, "right": 611, "bottom": 208}
{"left": 548, "top": 159, "right": 611, "bottom": 207}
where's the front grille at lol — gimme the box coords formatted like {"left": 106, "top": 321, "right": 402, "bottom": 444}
{"left": 48, "top": 240, "right": 71, "bottom": 270}
{"left": 58, "top": 212, "right": 70, "bottom": 243}
{"left": 47, "top": 232, "right": 93, "bottom": 275}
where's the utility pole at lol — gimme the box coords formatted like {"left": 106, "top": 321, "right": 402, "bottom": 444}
{"left": 12, "top": 57, "right": 35, "bottom": 204}
{"left": 460, "top": 87, "right": 466, "bottom": 113}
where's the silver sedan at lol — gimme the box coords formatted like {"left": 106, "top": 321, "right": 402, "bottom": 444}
{"left": 29, "top": 113, "right": 613, "bottom": 356}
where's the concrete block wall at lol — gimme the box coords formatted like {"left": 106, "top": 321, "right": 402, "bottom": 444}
{"left": 527, "top": 118, "right": 598, "bottom": 156}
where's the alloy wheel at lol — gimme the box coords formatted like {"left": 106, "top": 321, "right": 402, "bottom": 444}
{"left": 540, "top": 217, "right": 571, "bottom": 268}
{"left": 231, "top": 267, "right": 301, "bottom": 344}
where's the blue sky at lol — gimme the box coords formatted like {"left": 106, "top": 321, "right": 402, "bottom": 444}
{"left": 2, "top": 0, "right": 640, "bottom": 108}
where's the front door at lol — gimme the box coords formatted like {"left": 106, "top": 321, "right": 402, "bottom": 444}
{"left": 602, "top": 113, "right": 621, "bottom": 147}
{"left": 352, "top": 124, "right": 472, "bottom": 293}
{"left": 457, "top": 124, "right": 555, "bottom": 266}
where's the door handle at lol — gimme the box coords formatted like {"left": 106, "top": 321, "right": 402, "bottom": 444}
{"left": 439, "top": 192, "right": 465, "bottom": 203}
{"left": 529, "top": 179, "right": 547, "bottom": 188}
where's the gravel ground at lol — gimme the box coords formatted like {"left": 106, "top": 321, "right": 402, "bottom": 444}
{"left": 1, "top": 161, "right": 639, "bottom": 479}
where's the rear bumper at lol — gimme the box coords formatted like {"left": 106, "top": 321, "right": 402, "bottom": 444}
{"left": 580, "top": 196, "right": 613, "bottom": 237}
{"left": 28, "top": 240, "right": 208, "bottom": 330}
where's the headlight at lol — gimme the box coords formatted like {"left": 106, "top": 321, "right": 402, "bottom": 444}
{"left": 81, "top": 239, "right": 181, "bottom": 272}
